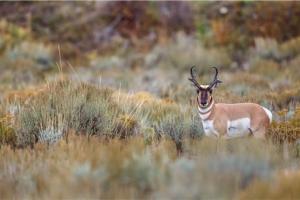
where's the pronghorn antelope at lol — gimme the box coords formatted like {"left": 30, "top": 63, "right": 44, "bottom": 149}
{"left": 189, "top": 66, "right": 272, "bottom": 139}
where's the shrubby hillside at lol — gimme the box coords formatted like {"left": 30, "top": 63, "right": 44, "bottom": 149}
{"left": 0, "top": 2, "right": 300, "bottom": 199}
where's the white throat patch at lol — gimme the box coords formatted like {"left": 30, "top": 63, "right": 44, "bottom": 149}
{"left": 198, "top": 100, "right": 214, "bottom": 113}
{"left": 198, "top": 111, "right": 211, "bottom": 120}
{"left": 198, "top": 100, "right": 214, "bottom": 120}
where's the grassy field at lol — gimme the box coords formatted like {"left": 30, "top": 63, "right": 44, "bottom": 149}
{"left": 0, "top": 77, "right": 299, "bottom": 199}
{"left": 1, "top": 135, "right": 299, "bottom": 199}
{"left": 1, "top": 2, "right": 300, "bottom": 199}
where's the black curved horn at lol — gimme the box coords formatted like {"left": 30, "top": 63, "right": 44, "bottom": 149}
{"left": 208, "top": 67, "right": 222, "bottom": 89}
{"left": 188, "top": 66, "right": 202, "bottom": 89}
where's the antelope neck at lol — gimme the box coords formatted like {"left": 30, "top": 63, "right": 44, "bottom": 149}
{"left": 198, "top": 97, "right": 215, "bottom": 120}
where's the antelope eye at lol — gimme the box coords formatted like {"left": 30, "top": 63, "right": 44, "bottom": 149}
{"left": 209, "top": 89, "right": 213, "bottom": 94}
{"left": 196, "top": 89, "right": 200, "bottom": 94}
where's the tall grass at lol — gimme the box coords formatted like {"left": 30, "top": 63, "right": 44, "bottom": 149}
{"left": 0, "top": 135, "right": 298, "bottom": 199}
{"left": 3, "top": 79, "right": 201, "bottom": 148}
{"left": 0, "top": 78, "right": 298, "bottom": 199}
{"left": 0, "top": 4, "right": 300, "bottom": 199}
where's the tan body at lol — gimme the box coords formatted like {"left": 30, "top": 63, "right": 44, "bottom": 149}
{"left": 189, "top": 66, "right": 272, "bottom": 139}
{"left": 200, "top": 102, "right": 272, "bottom": 139}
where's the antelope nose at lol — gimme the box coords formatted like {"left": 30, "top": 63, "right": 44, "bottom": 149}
{"left": 201, "top": 102, "right": 206, "bottom": 106}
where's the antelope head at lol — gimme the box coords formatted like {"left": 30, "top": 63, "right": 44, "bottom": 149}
{"left": 189, "top": 66, "right": 222, "bottom": 107}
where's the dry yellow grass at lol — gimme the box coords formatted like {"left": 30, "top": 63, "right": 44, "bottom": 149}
{"left": 239, "top": 170, "right": 300, "bottom": 199}
{"left": 0, "top": 78, "right": 298, "bottom": 199}
{"left": 268, "top": 107, "right": 300, "bottom": 143}
{"left": 0, "top": 3, "right": 300, "bottom": 199}
{"left": 0, "top": 133, "right": 298, "bottom": 199}
{"left": 0, "top": 134, "right": 173, "bottom": 199}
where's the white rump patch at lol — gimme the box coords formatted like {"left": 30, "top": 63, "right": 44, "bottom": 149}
{"left": 261, "top": 106, "right": 272, "bottom": 123}
{"left": 202, "top": 120, "right": 218, "bottom": 137}
{"left": 226, "top": 118, "right": 251, "bottom": 138}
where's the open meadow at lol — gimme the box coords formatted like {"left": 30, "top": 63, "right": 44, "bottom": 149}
{"left": 0, "top": 2, "right": 300, "bottom": 199}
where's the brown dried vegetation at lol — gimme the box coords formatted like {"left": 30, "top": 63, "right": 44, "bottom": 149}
{"left": 0, "top": 2, "right": 300, "bottom": 199}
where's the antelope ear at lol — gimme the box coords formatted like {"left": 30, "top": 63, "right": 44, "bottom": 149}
{"left": 213, "top": 80, "right": 222, "bottom": 88}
